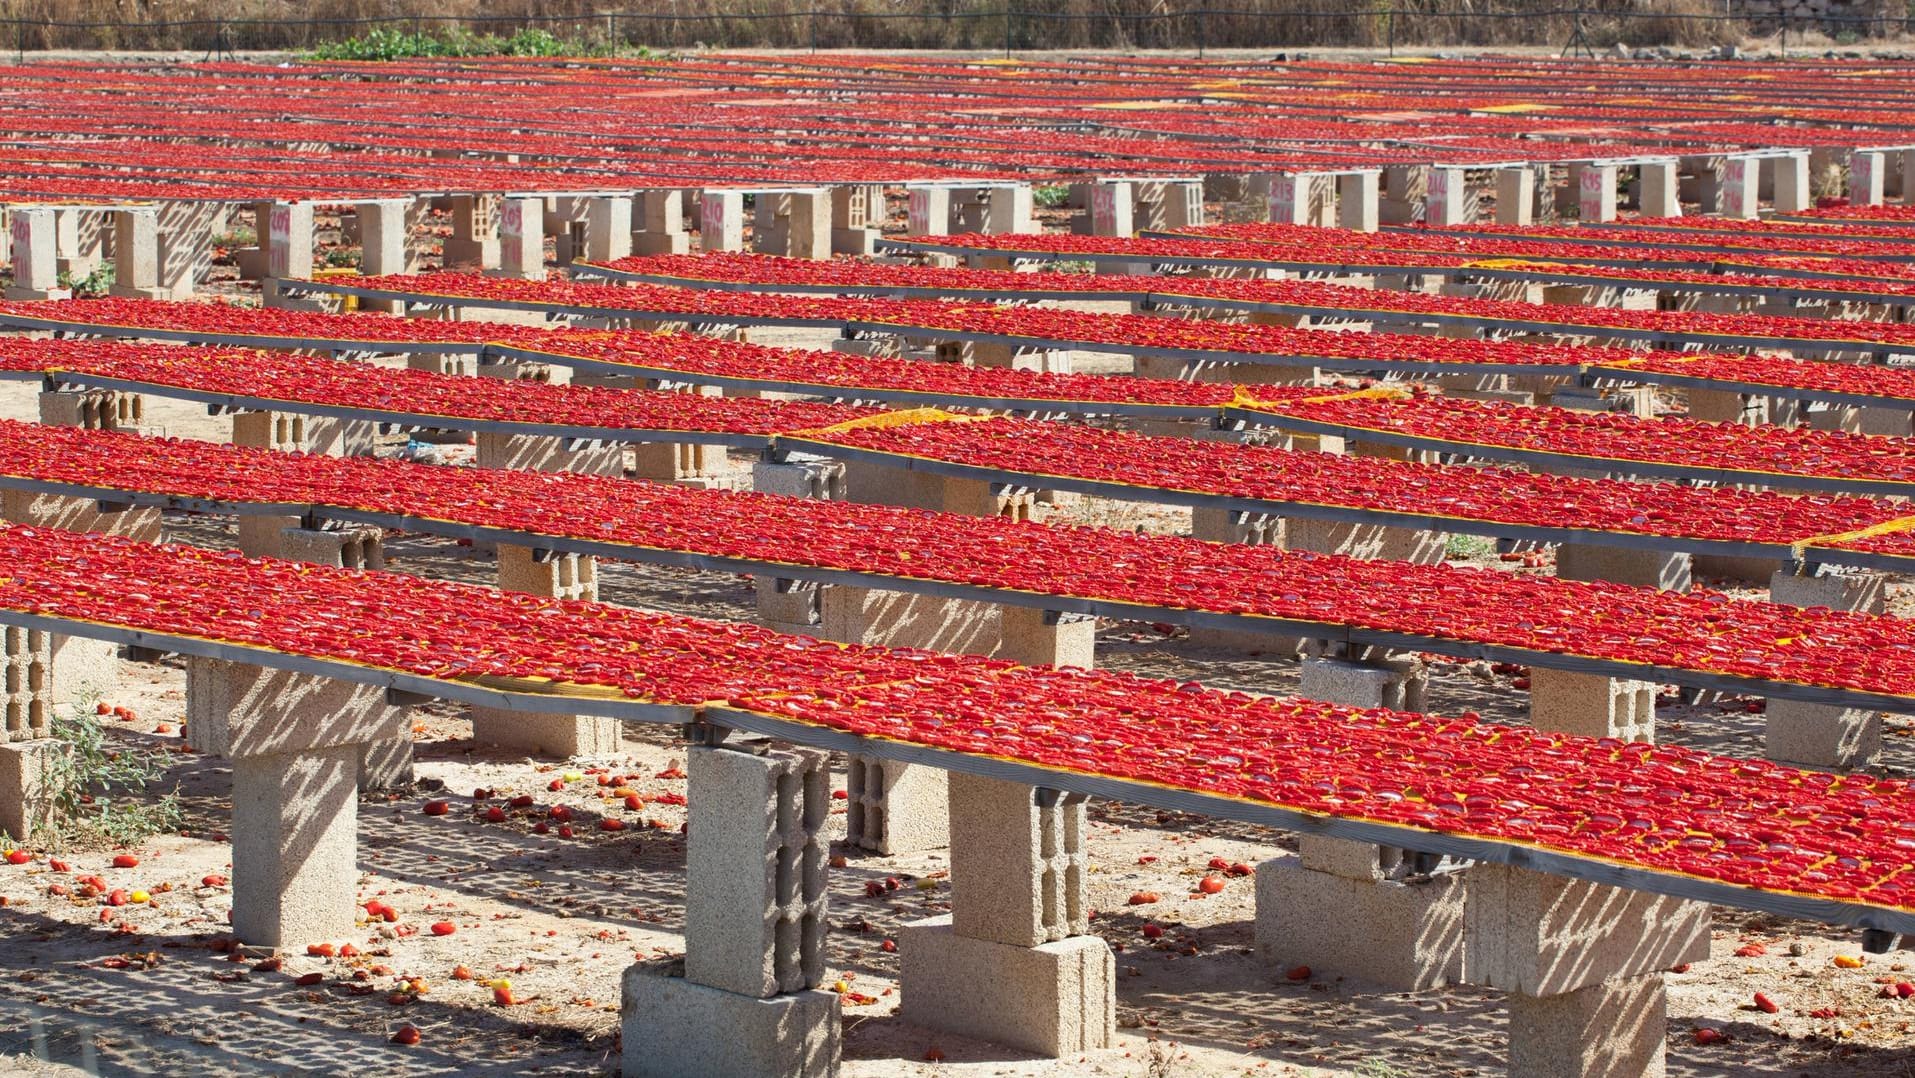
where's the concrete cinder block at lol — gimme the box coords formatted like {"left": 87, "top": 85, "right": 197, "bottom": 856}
{"left": 621, "top": 961, "right": 841, "bottom": 1078}
{"left": 470, "top": 706, "right": 623, "bottom": 759}
{"left": 685, "top": 745, "right": 830, "bottom": 998}
{"left": 632, "top": 440, "right": 726, "bottom": 483}
{"left": 493, "top": 196, "right": 544, "bottom": 279}
{"left": 39, "top": 388, "right": 142, "bottom": 432}
{"left": 231, "top": 410, "right": 308, "bottom": 453}
{"left": 1637, "top": 160, "right": 1682, "bottom": 218}
{"left": 442, "top": 194, "right": 500, "bottom": 270}
{"left": 1254, "top": 855, "right": 1466, "bottom": 991}
{"left": 755, "top": 577, "right": 822, "bottom": 630}
{"left": 1191, "top": 507, "right": 1282, "bottom": 545}
{"left": 1495, "top": 167, "right": 1537, "bottom": 225}
{"left": 699, "top": 190, "right": 745, "bottom": 252}
{"left": 1528, "top": 667, "right": 1656, "bottom": 743}
{"left": 1508, "top": 973, "right": 1668, "bottom": 1078}
{"left": 0, "top": 738, "right": 55, "bottom": 843}
{"left": 1555, "top": 543, "right": 1691, "bottom": 592}
{"left": 1770, "top": 569, "right": 1887, "bottom": 615}
{"left": 1298, "top": 833, "right": 1399, "bottom": 882}
{"left": 1466, "top": 864, "right": 1709, "bottom": 997}
{"left": 235, "top": 514, "right": 304, "bottom": 559}
{"left": 1299, "top": 656, "right": 1427, "bottom": 714}
{"left": 48, "top": 636, "right": 119, "bottom": 712}
{"left": 0, "top": 489, "right": 160, "bottom": 544}
{"left": 475, "top": 432, "right": 626, "bottom": 475}
{"left": 264, "top": 201, "right": 314, "bottom": 281}
{"left": 905, "top": 184, "right": 952, "bottom": 236}
{"left": 6, "top": 206, "right": 60, "bottom": 298}
{"left": 498, "top": 544, "right": 596, "bottom": 602}
{"left": 1774, "top": 152, "right": 1813, "bottom": 214}
{"left": 1764, "top": 567, "right": 1885, "bottom": 770}
{"left": 1336, "top": 171, "right": 1379, "bottom": 232}
{"left": 997, "top": 607, "right": 1096, "bottom": 669}
{"left": 1286, "top": 516, "right": 1446, "bottom": 565}
{"left": 752, "top": 458, "right": 846, "bottom": 501}
{"left": 186, "top": 658, "right": 409, "bottom": 760}
{"left": 277, "top": 526, "right": 384, "bottom": 571}
{"left": 820, "top": 585, "right": 1001, "bottom": 656}
{"left": 1, "top": 627, "right": 52, "bottom": 744}
{"left": 949, "top": 771, "right": 1087, "bottom": 948}
{"left": 1766, "top": 700, "right": 1879, "bottom": 771}
{"left": 845, "top": 754, "right": 949, "bottom": 855}
{"left": 583, "top": 196, "right": 634, "bottom": 263}
{"left": 303, "top": 416, "right": 381, "bottom": 457}
{"left": 108, "top": 207, "right": 165, "bottom": 299}
{"left": 899, "top": 917, "right": 1114, "bottom": 1057}
{"left": 230, "top": 742, "right": 359, "bottom": 947}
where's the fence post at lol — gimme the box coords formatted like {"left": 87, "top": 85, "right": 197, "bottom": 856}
{"left": 1388, "top": 8, "right": 1395, "bottom": 56}
{"left": 810, "top": 7, "right": 818, "bottom": 52}
{"left": 1003, "top": 6, "right": 1012, "bottom": 56}
{"left": 1195, "top": 10, "right": 1204, "bottom": 57}
{"left": 1780, "top": 12, "right": 1788, "bottom": 58}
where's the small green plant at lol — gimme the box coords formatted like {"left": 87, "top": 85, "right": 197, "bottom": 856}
{"left": 306, "top": 26, "right": 646, "bottom": 62}
{"left": 32, "top": 707, "right": 183, "bottom": 849}
{"left": 323, "top": 245, "right": 361, "bottom": 269}
{"left": 1445, "top": 534, "right": 1497, "bottom": 560}
{"left": 1050, "top": 258, "right": 1096, "bottom": 274}
{"left": 1033, "top": 184, "right": 1071, "bottom": 209}
{"left": 213, "top": 227, "right": 256, "bottom": 248}
{"left": 56, "top": 263, "right": 114, "bottom": 297}
{"left": 1355, "top": 1060, "right": 1405, "bottom": 1078}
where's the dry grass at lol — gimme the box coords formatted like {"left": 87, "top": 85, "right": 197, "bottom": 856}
{"left": 0, "top": 0, "right": 1764, "bottom": 55}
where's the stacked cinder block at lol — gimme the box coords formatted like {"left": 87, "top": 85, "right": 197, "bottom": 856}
{"left": 829, "top": 184, "right": 885, "bottom": 255}
{"left": 442, "top": 194, "right": 501, "bottom": 270}
{"left": 631, "top": 189, "right": 690, "bottom": 256}
{"left": 699, "top": 189, "right": 745, "bottom": 253}
{"left": 1257, "top": 835, "right": 1467, "bottom": 991}
{"left": 493, "top": 196, "right": 545, "bottom": 279}
{"left": 5, "top": 208, "right": 65, "bottom": 299}
{"left": 751, "top": 188, "right": 831, "bottom": 260}
{"left": 187, "top": 655, "right": 414, "bottom": 790}
{"left": 1468, "top": 865, "right": 1710, "bottom": 1078}
{"left": 1767, "top": 569, "right": 1887, "bottom": 769}
{"left": 187, "top": 662, "right": 413, "bottom": 946}
{"left": 622, "top": 744, "right": 841, "bottom": 1078}
{"left": 1259, "top": 644, "right": 1464, "bottom": 990}
{"left": 470, "top": 544, "right": 620, "bottom": 759}
{"left": 259, "top": 201, "right": 314, "bottom": 310}
{"left": 901, "top": 772, "right": 1114, "bottom": 1056}
{"left": 0, "top": 627, "right": 53, "bottom": 842}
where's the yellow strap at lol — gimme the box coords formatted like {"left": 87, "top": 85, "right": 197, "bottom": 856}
{"left": 1230, "top": 384, "right": 1411, "bottom": 410}
{"left": 1460, "top": 258, "right": 1570, "bottom": 271}
{"left": 1794, "top": 513, "right": 1915, "bottom": 558}
{"left": 783, "top": 406, "right": 989, "bottom": 439}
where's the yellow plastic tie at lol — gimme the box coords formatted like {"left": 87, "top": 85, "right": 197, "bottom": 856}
{"left": 1793, "top": 513, "right": 1915, "bottom": 558}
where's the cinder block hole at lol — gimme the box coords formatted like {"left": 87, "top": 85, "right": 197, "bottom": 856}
{"left": 27, "top": 661, "right": 44, "bottom": 693}
{"left": 802, "top": 767, "right": 829, "bottom": 832}
{"left": 776, "top": 770, "right": 799, "bottom": 834}
{"left": 776, "top": 844, "right": 799, "bottom": 907}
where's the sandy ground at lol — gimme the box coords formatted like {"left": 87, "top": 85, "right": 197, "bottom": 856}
{"left": 4, "top": 208, "right": 1915, "bottom": 1075}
